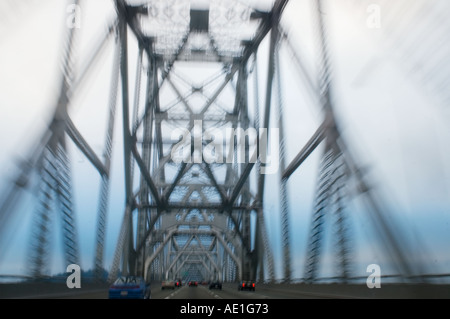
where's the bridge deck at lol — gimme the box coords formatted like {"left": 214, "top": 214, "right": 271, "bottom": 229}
{"left": 2, "top": 282, "right": 450, "bottom": 299}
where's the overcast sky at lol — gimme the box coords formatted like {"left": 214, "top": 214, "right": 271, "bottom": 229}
{"left": 1, "top": 0, "right": 450, "bottom": 282}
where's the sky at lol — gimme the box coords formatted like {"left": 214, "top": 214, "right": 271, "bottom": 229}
{"left": 1, "top": 0, "right": 450, "bottom": 283}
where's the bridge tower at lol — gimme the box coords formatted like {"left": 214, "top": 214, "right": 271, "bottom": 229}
{"left": 107, "top": 0, "right": 289, "bottom": 283}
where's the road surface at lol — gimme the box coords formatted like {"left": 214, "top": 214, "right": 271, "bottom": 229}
{"left": 2, "top": 281, "right": 450, "bottom": 299}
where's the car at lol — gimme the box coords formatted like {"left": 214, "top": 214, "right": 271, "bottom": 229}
{"left": 161, "top": 280, "right": 175, "bottom": 290}
{"left": 238, "top": 280, "right": 255, "bottom": 291}
{"left": 188, "top": 281, "right": 198, "bottom": 287}
{"left": 174, "top": 279, "right": 182, "bottom": 288}
{"left": 108, "top": 276, "right": 151, "bottom": 299}
{"left": 209, "top": 281, "right": 222, "bottom": 290}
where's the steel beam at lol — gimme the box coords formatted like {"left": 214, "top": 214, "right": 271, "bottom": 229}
{"left": 203, "top": 163, "right": 228, "bottom": 204}
{"left": 117, "top": 3, "right": 133, "bottom": 205}
{"left": 72, "top": 18, "right": 118, "bottom": 95}
{"left": 256, "top": 3, "right": 281, "bottom": 204}
{"left": 282, "top": 122, "right": 326, "bottom": 180}
{"left": 66, "top": 118, "right": 108, "bottom": 176}
{"left": 139, "top": 203, "right": 253, "bottom": 211}
{"left": 131, "top": 144, "right": 162, "bottom": 207}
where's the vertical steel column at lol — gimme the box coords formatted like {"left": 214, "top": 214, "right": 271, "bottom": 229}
{"left": 94, "top": 28, "right": 120, "bottom": 281}
{"left": 250, "top": 55, "right": 275, "bottom": 283}
{"left": 94, "top": 175, "right": 110, "bottom": 280}
{"left": 118, "top": 5, "right": 132, "bottom": 215}
{"left": 255, "top": 8, "right": 282, "bottom": 283}
{"left": 331, "top": 153, "right": 351, "bottom": 281}
{"left": 54, "top": 145, "right": 80, "bottom": 267}
{"left": 166, "top": 236, "right": 172, "bottom": 279}
{"left": 28, "top": 152, "right": 55, "bottom": 278}
{"left": 255, "top": 207, "right": 276, "bottom": 282}
{"left": 117, "top": 2, "right": 136, "bottom": 276}
{"left": 304, "top": 148, "right": 334, "bottom": 282}
{"left": 254, "top": 208, "right": 263, "bottom": 282}
{"left": 256, "top": 12, "right": 279, "bottom": 205}
{"left": 135, "top": 46, "right": 149, "bottom": 277}
{"left": 236, "top": 61, "right": 253, "bottom": 281}
{"left": 275, "top": 37, "right": 292, "bottom": 282}
{"left": 226, "top": 216, "right": 235, "bottom": 281}
{"left": 108, "top": 2, "right": 136, "bottom": 280}
{"left": 252, "top": 56, "right": 265, "bottom": 282}
{"left": 108, "top": 205, "right": 132, "bottom": 282}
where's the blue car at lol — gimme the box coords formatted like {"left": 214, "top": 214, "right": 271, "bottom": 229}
{"left": 108, "top": 276, "right": 151, "bottom": 299}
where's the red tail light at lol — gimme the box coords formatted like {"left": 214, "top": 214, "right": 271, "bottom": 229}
{"left": 252, "top": 283, "right": 255, "bottom": 287}
{"left": 242, "top": 283, "right": 245, "bottom": 287}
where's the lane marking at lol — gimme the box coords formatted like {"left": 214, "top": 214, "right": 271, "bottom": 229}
{"left": 164, "top": 286, "right": 184, "bottom": 299}
{"left": 198, "top": 285, "right": 223, "bottom": 299}
{"left": 205, "top": 286, "right": 224, "bottom": 299}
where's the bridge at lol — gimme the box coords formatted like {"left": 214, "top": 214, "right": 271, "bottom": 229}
{"left": 1, "top": 0, "right": 450, "bottom": 300}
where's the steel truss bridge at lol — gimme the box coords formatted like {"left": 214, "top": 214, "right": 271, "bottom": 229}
{"left": 1, "top": 0, "right": 450, "bottom": 292}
